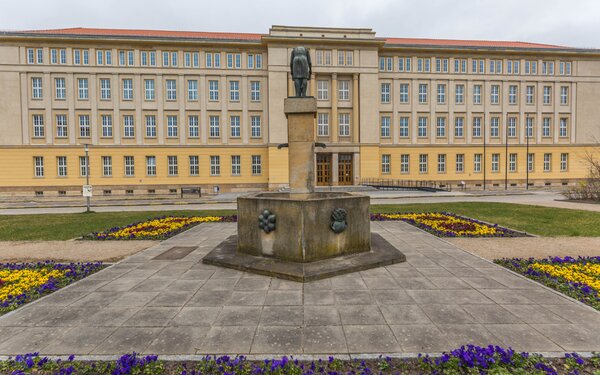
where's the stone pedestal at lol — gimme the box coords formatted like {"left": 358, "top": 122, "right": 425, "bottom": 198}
{"left": 284, "top": 97, "right": 317, "bottom": 194}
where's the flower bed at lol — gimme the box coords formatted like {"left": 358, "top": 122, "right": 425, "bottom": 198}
{"left": 371, "top": 212, "right": 527, "bottom": 237}
{"left": 0, "top": 261, "right": 104, "bottom": 315}
{"left": 1, "top": 347, "right": 599, "bottom": 374}
{"left": 495, "top": 256, "right": 600, "bottom": 310}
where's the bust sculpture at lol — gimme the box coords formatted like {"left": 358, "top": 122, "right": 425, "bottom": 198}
{"left": 290, "top": 46, "right": 312, "bottom": 97}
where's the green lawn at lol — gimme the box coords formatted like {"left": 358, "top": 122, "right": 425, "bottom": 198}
{"left": 0, "top": 203, "right": 599, "bottom": 240}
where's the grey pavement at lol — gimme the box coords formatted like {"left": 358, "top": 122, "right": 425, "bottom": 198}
{"left": 0, "top": 221, "right": 599, "bottom": 357}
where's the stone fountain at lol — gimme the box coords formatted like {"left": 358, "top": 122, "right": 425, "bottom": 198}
{"left": 203, "top": 47, "right": 405, "bottom": 281}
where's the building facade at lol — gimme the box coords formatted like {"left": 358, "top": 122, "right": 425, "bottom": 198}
{"left": 0, "top": 25, "right": 599, "bottom": 196}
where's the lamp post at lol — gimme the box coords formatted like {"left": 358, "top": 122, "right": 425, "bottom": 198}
{"left": 84, "top": 144, "right": 91, "bottom": 213}
{"left": 505, "top": 117, "right": 508, "bottom": 191}
{"left": 526, "top": 114, "right": 530, "bottom": 190}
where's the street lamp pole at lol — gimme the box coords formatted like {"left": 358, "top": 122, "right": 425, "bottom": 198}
{"left": 85, "top": 144, "right": 91, "bottom": 213}
{"left": 505, "top": 117, "right": 509, "bottom": 191}
{"left": 526, "top": 114, "right": 530, "bottom": 190}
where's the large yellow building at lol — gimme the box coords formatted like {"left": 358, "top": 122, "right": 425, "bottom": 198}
{"left": 0, "top": 25, "right": 599, "bottom": 196}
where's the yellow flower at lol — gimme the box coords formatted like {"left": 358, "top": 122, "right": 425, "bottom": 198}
{"left": 531, "top": 263, "right": 600, "bottom": 292}
{"left": 0, "top": 269, "right": 65, "bottom": 302}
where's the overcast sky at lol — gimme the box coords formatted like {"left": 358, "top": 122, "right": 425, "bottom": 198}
{"left": 1, "top": 0, "right": 598, "bottom": 48}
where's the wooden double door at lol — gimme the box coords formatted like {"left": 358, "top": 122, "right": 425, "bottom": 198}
{"left": 316, "top": 153, "right": 353, "bottom": 186}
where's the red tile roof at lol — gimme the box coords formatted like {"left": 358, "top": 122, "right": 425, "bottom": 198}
{"left": 384, "top": 37, "right": 570, "bottom": 50}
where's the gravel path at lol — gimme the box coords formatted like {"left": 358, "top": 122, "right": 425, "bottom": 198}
{"left": 0, "top": 240, "right": 158, "bottom": 262}
{"left": 447, "top": 237, "right": 600, "bottom": 260}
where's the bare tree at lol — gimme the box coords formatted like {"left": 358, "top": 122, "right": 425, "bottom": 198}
{"left": 565, "top": 150, "right": 600, "bottom": 201}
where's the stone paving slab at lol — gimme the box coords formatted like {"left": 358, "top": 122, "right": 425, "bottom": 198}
{"left": 1, "top": 221, "right": 600, "bottom": 356}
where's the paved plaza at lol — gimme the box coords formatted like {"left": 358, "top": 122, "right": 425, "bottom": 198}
{"left": 1, "top": 221, "right": 599, "bottom": 357}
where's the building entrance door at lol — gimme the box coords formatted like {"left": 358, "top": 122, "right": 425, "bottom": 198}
{"left": 316, "top": 153, "right": 332, "bottom": 186}
{"left": 338, "top": 153, "right": 353, "bottom": 185}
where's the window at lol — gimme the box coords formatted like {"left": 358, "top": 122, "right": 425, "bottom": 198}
{"left": 437, "top": 84, "right": 446, "bottom": 104}
{"left": 528, "top": 153, "right": 534, "bottom": 172}
{"left": 27, "top": 48, "right": 35, "bottom": 64}
{"left": 418, "top": 84, "right": 428, "bottom": 103}
{"left": 209, "top": 80, "right": 219, "bottom": 101}
{"left": 560, "top": 86, "right": 568, "bottom": 105}
{"left": 229, "top": 80, "right": 240, "bottom": 101}
{"left": 338, "top": 50, "right": 353, "bottom": 66}
{"left": 378, "top": 57, "right": 392, "bottom": 71}
{"left": 247, "top": 54, "right": 255, "bottom": 69}
{"left": 56, "top": 114, "right": 67, "bottom": 137}
{"left": 102, "top": 156, "right": 112, "bottom": 176}
{"left": 526, "top": 116, "right": 534, "bottom": 138}
{"left": 473, "top": 85, "right": 482, "bottom": 104}
{"left": 124, "top": 156, "right": 135, "bottom": 176}
{"left": 55, "top": 78, "right": 66, "bottom": 99}
{"left": 400, "top": 154, "right": 409, "bottom": 173}
{"left": 168, "top": 156, "right": 178, "bottom": 176}
{"left": 417, "top": 58, "right": 431, "bottom": 72}
{"left": 455, "top": 117, "right": 464, "bottom": 137}
{"left": 79, "top": 156, "right": 88, "bottom": 177}
{"left": 167, "top": 115, "right": 178, "bottom": 137}
{"left": 101, "top": 115, "right": 113, "bottom": 137}
{"left": 231, "top": 155, "right": 241, "bottom": 176}
{"left": 229, "top": 115, "right": 241, "bottom": 137}
{"left": 381, "top": 83, "right": 391, "bottom": 103}
{"left": 128, "top": 50, "right": 134, "bottom": 66}
{"left": 472, "top": 59, "right": 485, "bottom": 73}
{"left": 456, "top": 154, "right": 465, "bottom": 173}
{"left": 491, "top": 154, "right": 500, "bottom": 172}
{"left": 79, "top": 115, "right": 90, "bottom": 137}
{"left": 337, "top": 80, "right": 350, "bottom": 101}
{"left": 189, "top": 156, "right": 199, "bottom": 176}
{"left": 544, "top": 153, "right": 552, "bottom": 172}
{"left": 251, "top": 116, "right": 261, "bottom": 137}
{"left": 560, "top": 153, "right": 568, "bottom": 171}
{"left": 34, "top": 156, "right": 44, "bottom": 177}
{"left": 188, "top": 115, "right": 199, "bottom": 137}
{"left": 188, "top": 80, "right": 198, "bottom": 101}
{"left": 250, "top": 81, "right": 261, "bottom": 101}
{"left": 96, "top": 50, "right": 103, "bottom": 65}
{"left": 559, "top": 118, "right": 568, "bottom": 137}
{"left": 145, "top": 115, "right": 156, "bottom": 137}
{"left": 435, "top": 58, "right": 448, "bottom": 73}
{"left": 205, "top": 52, "right": 215, "bottom": 68}
{"left": 418, "top": 117, "right": 428, "bottom": 137}
{"left": 184, "top": 52, "right": 191, "bottom": 67}
{"left": 255, "top": 54, "right": 262, "bottom": 68}
{"left": 210, "top": 155, "right": 220, "bottom": 176}
{"left": 381, "top": 154, "right": 390, "bottom": 174}
{"left": 491, "top": 85, "right": 500, "bottom": 104}
{"left": 490, "top": 117, "right": 500, "bottom": 137}
{"left": 380, "top": 116, "right": 391, "bottom": 138}
{"left": 526, "top": 86, "right": 535, "bottom": 104}
{"left": 209, "top": 115, "right": 220, "bottom": 137}
{"left": 141, "top": 51, "right": 148, "bottom": 66}
{"left": 119, "top": 50, "right": 126, "bottom": 66}
{"left": 509, "top": 85, "right": 517, "bottom": 104}
{"left": 36, "top": 48, "right": 43, "bottom": 64}
{"left": 507, "top": 117, "right": 517, "bottom": 137}
{"left": 437, "top": 154, "right": 446, "bottom": 173}
{"left": 192, "top": 52, "right": 199, "bottom": 67}
{"left": 436, "top": 117, "right": 446, "bottom": 137}
{"left": 317, "top": 80, "right": 329, "bottom": 100}
{"left": 399, "top": 83, "right": 409, "bottom": 103}
{"left": 419, "top": 154, "right": 428, "bottom": 173}
{"left": 252, "top": 155, "right": 262, "bottom": 175}
{"left": 474, "top": 154, "right": 482, "bottom": 173}
{"left": 317, "top": 113, "right": 329, "bottom": 136}
{"left": 122, "top": 79, "right": 133, "bottom": 100}
{"left": 171, "top": 51, "right": 178, "bottom": 67}
{"left": 145, "top": 79, "right": 155, "bottom": 100}
{"left": 399, "top": 116, "right": 409, "bottom": 137}
{"left": 339, "top": 113, "right": 350, "bottom": 136}
{"left": 51, "top": 49, "right": 58, "bottom": 64}
{"left": 472, "top": 117, "right": 482, "bottom": 137}
{"left": 490, "top": 59, "right": 502, "bottom": 74}
{"left": 59, "top": 49, "right": 66, "bottom": 64}
{"left": 123, "top": 115, "right": 134, "bottom": 137}
{"left": 33, "top": 114, "right": 44, "bottom": 137}
{"left": 455, "top": 84, "right": 464, "bottom": 104}
{"left": 32, "top": 77, "right": 43, "bottom": 99}
{"left": 146, "top": 156, "right": 156, "bottom": 176}
{"left": 57, "top": 156, "right": 67, "bottom": 177}
{"left": 100, "top": 78, "right": 111, "bottom": 100}
{"left": 454, "top": 58, "right": 467, "bottom": 73}
{"left": 74, "top": 50, "right": 81, "bottom": 65}
{"left": 509, "top": 153, "right": 517, "bottom": 172}
{"left": 166, "top": 79, "right": 177, "bottom": 100}
{"left": 542, "top": 117, "right": 551, "bottom": 137}
{"left": 78, "top": 78, "right": 88, "bottom": 100}
{"left": 226, "top": 53, "right": 233, "bottom": 68}
{"left": 543, "top": 86, "right": 552, "bottom": 104}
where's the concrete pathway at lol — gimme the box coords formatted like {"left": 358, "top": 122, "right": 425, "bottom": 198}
{"left": 1, "top": 221, "right": 599, "bottom": 357}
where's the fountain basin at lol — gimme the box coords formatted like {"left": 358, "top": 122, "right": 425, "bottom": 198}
{"left": 237, "top": 192, "right": 370, "bottom": 262}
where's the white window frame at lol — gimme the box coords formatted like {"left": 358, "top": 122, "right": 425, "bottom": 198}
{"left": 229, "top": 115, "right": 241, "bottom": 138}
{"left": 188, "top": 115, "right": 199, "bottom": 138}
{"left": 167, "top": 115, "right": 178, "bottom": 137}
{"left": 146, "top": 156, "right": 157, "bottom": 176}
{"left": 210, "top": 155, "right": 221, "bottom": 176}
{"left": 209, "top": 115, "right": 220, "bottom": 137}
{"left": 317, "top": 113, "right": 329, "bottom": 136}
{"left": 251, "top": 115, "right": 261, "bottom": 138}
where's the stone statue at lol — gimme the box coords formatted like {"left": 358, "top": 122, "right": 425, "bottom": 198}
{"left": 290, "top": 46, "right": 312, "bottom": 97}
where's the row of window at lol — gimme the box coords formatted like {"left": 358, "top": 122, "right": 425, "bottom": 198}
{"left": 27, "top": 47, "right": 264, "bottom": 69}
{"left": 31, "top": 113, "right": 263, "bottom": 139}
{"left": 379, "top": 56, "right": 572, "bottom": 76}
{"left": 33, "top": 155, "right": 263, "bottom": 178}
{"left": 314, "top": 49, "right": 354, "bottom": 66}
{"left": 378, "top": 82, "right": 569, "bottom": 106}
{"left": 380, "top": 153, "right": 569, "bottom": 174}
{"left": 377, "top": 115, "right": 570, "bottom": 139}
{"left": 30, "top": 77, "right": 262, "bottom": 102}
